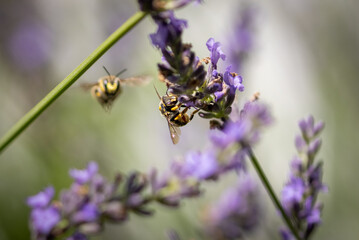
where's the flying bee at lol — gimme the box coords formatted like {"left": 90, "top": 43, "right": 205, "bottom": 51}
{"left": 81, "top": 66, "right": 152, "bottom": 111}
{"left": 154, "top": 87, "right": 199, "bottom": 144}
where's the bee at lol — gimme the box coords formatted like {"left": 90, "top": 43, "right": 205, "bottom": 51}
{"left": 82, "top": 66, "right": 151, "bottom": 111}
{"left": 154, "top": 87, "right": 199, "bottom": 144}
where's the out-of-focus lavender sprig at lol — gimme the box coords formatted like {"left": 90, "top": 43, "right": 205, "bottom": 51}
{"left": 226, "top": 4, "right": 257, "bottom": 73}
{"left": 203, "top": 175, "right": 261, "bottom": 240}
{"left": 27, "top": 100, "right": 271, "bottom": 240}
{"left": 280, "top": 116, "right": 326, "bottom": 240}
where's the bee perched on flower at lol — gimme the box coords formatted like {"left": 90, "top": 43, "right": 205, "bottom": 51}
{"left": 155, "top": 86, "right": 199, "bottom": 144}
{"left": 82, "top": 66, "right": 152, "bottom": 111}
{"left": 149, "top": 9, "right": 246, "bottom": 143}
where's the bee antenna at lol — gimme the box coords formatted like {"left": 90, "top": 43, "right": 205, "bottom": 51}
{"left": 115, "top": 68, "right": 127, "bottom": 78}
{"left": 103, "top": 66, "right": 112, "bottom": 77}
{"left": 153, "top": 85, "right": 161, "bottom": 100}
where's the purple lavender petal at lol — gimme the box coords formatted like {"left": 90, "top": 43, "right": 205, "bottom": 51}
{"left": 150, "top": 23, "right": 168, "bottom": 50}
{"left": 72, "top": 203, "right": 99, "bottom": 224}
{"left": 308, "top": 138, "right": 322, "bottom": 156}
{"left": 281, "top": 177, "right": 306, "bottom": 211}
{"left": 280, "top": 228, "right": 295, "bottom": 240}
{"left": 69, "top": 162, "right": 98, "bottom": 184}
{"left": 290, "top": 156, "right": 303, "bottom": 173}
{"left": 306, "top": 205, "right": 321, "bottom": 224}
{"left": 206, "top": 38, "right": 226, "bottom": 67}
{"left": 174, "top": 150, "right": 219, "bottom": 180}
{"left": 295, "top": 135, "right": 306, "bottom": 152}
{"left": 223, "top": 65, "right": 244, "bottom": 93}
{"left": 27, "top": 186, "right": 54, "bottom": 208}
{"left": 313, "top": 121, "right": 325, "bottom": 136}
{"left": 31, "top": 206, "right": 60, "bottom": 235}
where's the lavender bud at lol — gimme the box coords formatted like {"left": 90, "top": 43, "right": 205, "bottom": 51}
{"left": 198, "top": 112, "right": 216, "bottom": 119}
{"left": 126, "top": 172, "right": 147, "bottom": 195}
{"left": 194, "top": 99, "right": 205, "bottom": 108}
{"left": 103, "top": 202, "right": 127, "bottom": 221}
{"left": 127, "top": 194, "right": 144, "bottom": 207}
{"left": 78, "top": 222, "right": 102, "bottom": 235}
{"left": 308, "top": 138, "right": 322, "bottom": 158}
{"left": 295, "top": 135, "right": 306, "bottom": 153}
{"left": 132, "top": 206, "right": 154, "bottom": 216}
{"left": 313, "top": 121, "right": 325, "bottom": 136}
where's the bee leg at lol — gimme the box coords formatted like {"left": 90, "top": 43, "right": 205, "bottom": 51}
{"left": 170, "top": 103, "right": 182, "bottom": 111}
{"left": 189, "top": 108, "right": 200, "bottom": 121}
{"left": 170, "top": 111, "right": 180, "bottom": 121}
{"left": 180, "top": 107, "right": 189, "bottom": 115}
{"left": 172, "top": 107, "right": 189, "bottom": 122}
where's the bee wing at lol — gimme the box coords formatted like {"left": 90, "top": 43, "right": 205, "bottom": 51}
{"left": 120, "top": 76, "right": 152, "bottom": 87}
{"left": 166, "top": 119, "right": 181, "bottom": 144}
{"left": 80, "top": 82, "right": 97, "bottom": 91}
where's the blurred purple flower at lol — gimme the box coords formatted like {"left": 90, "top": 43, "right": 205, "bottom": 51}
{"left": 298, "top": 116, "right": 324, "bottom": 140}
{"left": 226, "top": 5, "right": 257, "bottom": 73}
{"left": 27, "top": 186, "right": 54, "bottom": 208}
{"left": 210, "top": 120, "right": 247, "bottom": 148}
{"left": 69, "top": 162, "right": 98, "bottom": 184}
{"left": 206, "top": 175, "right": 261, "bottom": 239}
{"left": 280, "top": 228, "right": 295, "bottom": 240}
{"left": 9, "top": 22, "right": 51, "bottom": 71}
{"left": 72, "top": 203, "right": 99, "bottom": 224}
{"left": 281, "top": 177, "right": 305, "bottom": 211}
{"left": 210, "top": 101, "right": 272, "bottom": 148}
{"left": 280, "top": 116, "right": 326, "bottom": 239}
{"left": 30, "top": 206, "right": 60, "bottom": 235}
{"left": 172, "top": 150, "right": 219, "bottom": 180}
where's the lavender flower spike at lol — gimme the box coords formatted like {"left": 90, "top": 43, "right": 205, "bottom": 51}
{"left": 205, "top": 175, "right": 261, "bottom": 239}
{"left": 280, "top": 116, "right": 326, "bottom": 240}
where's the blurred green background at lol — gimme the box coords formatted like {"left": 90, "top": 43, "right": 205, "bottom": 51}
{"left": 0, "top": 0, "right": 358, "bottom": 239}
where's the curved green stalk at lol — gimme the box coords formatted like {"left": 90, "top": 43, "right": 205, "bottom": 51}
{"left": 0, "top": 11, "right": 148, "bottom": 154}
{"left": 246, "top": 146, "right": 302, "bottom": 240}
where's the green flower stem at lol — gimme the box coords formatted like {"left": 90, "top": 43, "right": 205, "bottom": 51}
{"left": 246, "top": 146, "right": 302, "bottom": 240}
{"left": 0, "top": 11, "right": 148, "bottom": 154}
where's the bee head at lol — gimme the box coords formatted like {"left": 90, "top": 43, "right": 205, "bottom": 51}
{"left": 99, "top": 76, "right": 120, "bottom": 95}
{"left": 162, "top": 94, "right": 178, "bottom": 108}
